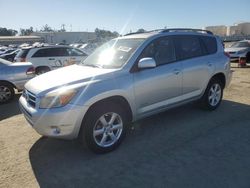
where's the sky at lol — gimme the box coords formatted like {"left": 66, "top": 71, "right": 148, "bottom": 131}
{"left": 0, "top": 0, "right": 249, "bottom": 34}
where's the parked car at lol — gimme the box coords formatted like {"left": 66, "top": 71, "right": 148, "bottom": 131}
{"left": 79, "top": 43, "right": 98, "bottom": 55}
{"left": 14, "top": 46, "right": 88, "bottom": 74}
{"left": 0, "top": 49, "right": 20, "bottom": 62}
{"left": 224, "top": 40, "right": 250, "bottom": 62}
{"left": 0, "top": 59, "right": 35, "bottom": 104}
{"left": 19, "top": 28, "right": 232, "bottom": 153}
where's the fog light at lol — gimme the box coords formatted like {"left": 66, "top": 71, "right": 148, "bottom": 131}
{"left": 51, "top": 126, "right": 61, "bottom": 134}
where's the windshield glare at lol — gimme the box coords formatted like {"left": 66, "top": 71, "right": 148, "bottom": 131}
{"left": 82, "top": 38, "right": 145, "bottom": 68}
{"left": 230, "top": 41, "right": 250, "bottom": 48}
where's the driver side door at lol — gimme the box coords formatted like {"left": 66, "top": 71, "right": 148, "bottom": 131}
{"left": 133, "top": 36, "right": 182, "bottom": 118}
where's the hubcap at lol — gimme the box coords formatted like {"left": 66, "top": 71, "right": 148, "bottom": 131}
{"left": 93, "top": 112, "right": 123, "bottom": 147}
{"left": 208, "top": 83, "right": 221, "bottom": 107}
{"left": 0, "top": 86, "right": 11, "bottom": 102}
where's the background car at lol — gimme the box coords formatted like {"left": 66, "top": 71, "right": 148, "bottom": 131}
{"left": 0, "top": 58, "right": 35, "bottom": 104}
{"left": 14, "top": 46, "right": 88, "bottom": 74}
{"left": 225, "top": 40, "right": 250, "bottom": 63}
{"left": 0, "top": 49, "right": 20, "bottom": 62}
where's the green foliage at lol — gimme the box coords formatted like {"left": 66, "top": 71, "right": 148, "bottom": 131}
{"left": 20, "top": 27, "right": 33, "bottom": 36}
{"left": 95, "top": 28, "right": 119, "bottom": 39}
{"left": 0, "top": 27, "right": 18, "bottom": 36}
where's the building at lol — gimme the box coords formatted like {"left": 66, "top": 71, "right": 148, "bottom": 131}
{"left": 204, "top": 25, "right": 227, "bottom": 36}
{"left": 30, "top": 31, "right": 96, "bottom": 44}
{"left": 204, "top": 22, "right": 250, "bottom": 37}
{"left": 0, "top": 36, "right": 43, "bottom": 46}
{"left": 227, "top": 22, "right": 250, "bottom": 36}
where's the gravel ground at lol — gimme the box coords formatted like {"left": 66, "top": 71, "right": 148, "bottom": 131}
{"left": 0, "top": 66, "right": 250, "bottom": 188}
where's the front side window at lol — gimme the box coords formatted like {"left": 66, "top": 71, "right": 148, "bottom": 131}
{"left": 175, "top": 35, "right": 203, "bottom": 60}
{"left": 82, "top": 38, "right": 145, "bottom": 69}
{"left": 140, "top": 37, "right": 176, "bottom": 66}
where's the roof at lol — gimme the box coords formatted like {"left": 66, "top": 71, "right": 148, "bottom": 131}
{"left": 122, "top": 28, "right": 214, "bottom": 39}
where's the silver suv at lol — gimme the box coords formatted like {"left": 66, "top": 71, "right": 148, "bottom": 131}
{"left": 19, "top": 28, "right": 232, "bottom": 153}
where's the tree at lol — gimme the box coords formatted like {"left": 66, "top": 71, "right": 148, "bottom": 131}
{"left": 20, "top": 27, "right": 33, "bottom": 36}
{"left": 94, "top": 28, "right": 119, "bottom": 40}
{"left": 0, "top": 27, "right": 18, "bottom": 36}
{"left": 40, "top": 24, "right": 54, "bottom": 32}
{"left": 136, "top": 28, "right": 146, "bottom": 33}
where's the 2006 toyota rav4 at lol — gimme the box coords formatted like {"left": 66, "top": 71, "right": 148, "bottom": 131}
{"left": 19, "top": 28, "right": 232, "bottom": 153}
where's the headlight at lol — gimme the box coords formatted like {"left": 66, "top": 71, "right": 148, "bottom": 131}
{"left": 39, "top": 89, "right": 77, "bottom": 109}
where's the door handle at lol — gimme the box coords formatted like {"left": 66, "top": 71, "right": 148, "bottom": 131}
{"left": 49, "top": 58, "right": 55, "bottom": 60}
{"left": 173, "top": 69, "right": 180, "bottom": 75}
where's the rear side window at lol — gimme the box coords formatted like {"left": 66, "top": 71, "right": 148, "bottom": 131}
{"left": 200, "top": 36, "right": 217, "bottom": 55}
{"left": 16, "top": 49, "right": 30, "bottom": 58}
{"left": 174, "top": 35, "right": 203, "bottom": 60}
{"left": 32, "top": 48, "right": 69, "bottom": 57}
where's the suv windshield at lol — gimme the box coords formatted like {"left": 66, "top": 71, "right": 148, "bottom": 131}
{"left": 230, "top": 41, "right": 250, "bottom": 48}
{"left": 81, "top": 38, "right": 145, "bottom": 69}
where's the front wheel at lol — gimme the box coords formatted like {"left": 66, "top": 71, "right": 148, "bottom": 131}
{"left": 81, "top": 102, "right": 128, "bottom": 153}
{"left": 200, "top": 78, "right": 223, "bottom": 110}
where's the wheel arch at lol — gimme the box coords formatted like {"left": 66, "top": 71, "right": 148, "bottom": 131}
{"left": 210, "top": 72, "right": 226, "bottom": 89}
{"left": 35, "top": 66, "right": 51, "bottom": 73}
{"left": 0, "top": 80, "right": 17, "bottom": 89}
{"left": 78, "top": 95, "right": 133, "bottom": 137}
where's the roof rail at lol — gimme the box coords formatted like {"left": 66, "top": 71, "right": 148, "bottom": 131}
{"left": 124, "top": 31, "right": 146, "bottom": 36}
{"left": 160, "top": 28, "right": 213, "bottom": 35}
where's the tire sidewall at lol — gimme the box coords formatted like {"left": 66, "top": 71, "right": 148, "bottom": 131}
{"left": 0, "top": 82, "right": 15, "bottom": 104}
{"left": 82, "top": 102, "right": 128, "bottom": 153}
{"left": 202, "top": 78, "right": 223, "bottom": 110}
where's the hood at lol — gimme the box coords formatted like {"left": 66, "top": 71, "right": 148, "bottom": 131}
{"left": 224, "top": 47, "right": 248, "bottom": 52}
{"left": 25, "top": 64, "right": 116, "bottom": 95}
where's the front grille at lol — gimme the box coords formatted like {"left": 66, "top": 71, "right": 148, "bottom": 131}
{"left": 228, "top": 51, "right": 236, "bottom": 54}
{"left": 23, "top": 89, "right": 37, "bottom": 108}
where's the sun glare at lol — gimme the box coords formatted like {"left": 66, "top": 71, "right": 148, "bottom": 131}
{"left": 98, "top": 48, "right": 116, "bottom": 65}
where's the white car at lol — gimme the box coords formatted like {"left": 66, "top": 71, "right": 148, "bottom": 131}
{"left": 14, "top": 46, "right": 88, "bottom": 74}
{"left": 225, "top": 40, "right": 250, "bottom": 62}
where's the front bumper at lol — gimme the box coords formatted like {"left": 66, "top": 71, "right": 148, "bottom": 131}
{"left": 19, "top": 95, "right": 88, "bottom": 139}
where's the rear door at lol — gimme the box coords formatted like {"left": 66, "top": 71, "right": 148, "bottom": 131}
{"left": 174, "top": 35, "right": 216, "bottom": 99}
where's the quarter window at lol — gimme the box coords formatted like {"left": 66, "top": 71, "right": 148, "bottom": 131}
{"left": 200, "top": 36, "right": 217, "bottom": 55}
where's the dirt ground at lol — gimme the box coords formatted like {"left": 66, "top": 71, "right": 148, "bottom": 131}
{"left": 0, "top": 65, "right": 250, "bottom": 188}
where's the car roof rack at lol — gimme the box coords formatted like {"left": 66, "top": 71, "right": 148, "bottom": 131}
{"left": 124, "top": 28, "right": 213, "bottom": 37}
{"left": 160, "top": 28, "right": 213, "bottom": 35}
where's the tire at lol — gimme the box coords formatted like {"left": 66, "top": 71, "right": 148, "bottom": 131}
{"left": 200, "top": 78, "right": 223, "bottom": 111}
{"left": 0, "top": 82, "right": 15, "bottom": 104}
{"left": 36, "top": 67, "right": 50, "bottom": 75}
{"left": 81, "top": 102, "right": 128, "bottom": 154}
{"left": 246, "top": 53, "right": 250, "bottom": 63}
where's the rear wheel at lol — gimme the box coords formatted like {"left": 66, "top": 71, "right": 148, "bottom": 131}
{"left": 0, "top": 82, "right": 15, "bottom": 104}
{"left": 81, "top": 102, "right": 128, "bottom": 153}
{"left": 200, "top": 78, "right": 223, "bottom": 110}
{"left": 36, "top": 67, "right": 50, "bottom": 75}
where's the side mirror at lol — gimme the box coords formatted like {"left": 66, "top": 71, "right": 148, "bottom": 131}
{"left": 138, "top": 57, "right": 156, "bottom": 69}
